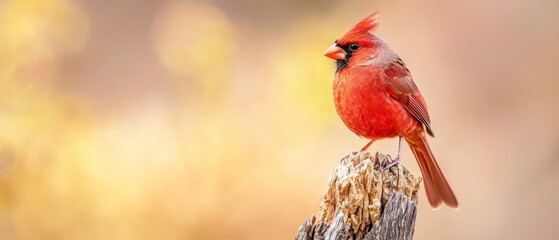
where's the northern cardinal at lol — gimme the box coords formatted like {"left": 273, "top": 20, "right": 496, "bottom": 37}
{"left": 324, "top": 13, "right": 458, "bottom": 209}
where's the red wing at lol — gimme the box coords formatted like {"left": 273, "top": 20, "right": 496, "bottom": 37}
{"left": 384, "top": 58, "right": 434, "bottom": 137}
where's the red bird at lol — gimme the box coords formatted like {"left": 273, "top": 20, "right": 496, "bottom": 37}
{"left": 324, "top": 13, "right": 458, "bottom": 209}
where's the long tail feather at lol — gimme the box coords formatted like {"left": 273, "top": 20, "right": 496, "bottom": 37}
{"left": 405, "top": 132, "right": 459, "bottom": 209}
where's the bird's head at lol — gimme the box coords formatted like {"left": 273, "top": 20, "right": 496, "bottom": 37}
{"left": 324, "top": 13, "right": 382, "bottom": 72}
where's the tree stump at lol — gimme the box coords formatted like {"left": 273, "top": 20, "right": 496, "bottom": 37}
{"left": 295, "top": 152, "right": 422, "bottom": 240}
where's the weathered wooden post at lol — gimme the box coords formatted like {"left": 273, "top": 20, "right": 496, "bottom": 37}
{"left": 295, "top": 152, "right": 422, "bottom": 240}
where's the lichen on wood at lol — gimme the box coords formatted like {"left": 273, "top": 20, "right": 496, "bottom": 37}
{"left": 295, "top": 152, "right": 422, "bottom": 240}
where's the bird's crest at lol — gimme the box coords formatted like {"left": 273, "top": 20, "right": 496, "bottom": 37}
{"left": 349, "top": 12, "right": 379, "bottom": 34}
{"left": 338, "top": 13, "right": 379, "bottom": 43}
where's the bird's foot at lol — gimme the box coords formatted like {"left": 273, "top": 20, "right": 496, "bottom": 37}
{"left": 351, "top": 150, "right": 364, "bottom": 155}
{"left": 341, "top": 151, "right": 365, "bottom": 164}
{"left": 381, "top": 155, "right": 401, "bottom": 171}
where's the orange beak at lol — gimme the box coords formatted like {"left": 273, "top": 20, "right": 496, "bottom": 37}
{"left": 324, "top": 43, "right": 346, "bottom": 60}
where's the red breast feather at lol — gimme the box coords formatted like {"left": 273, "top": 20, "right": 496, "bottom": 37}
{"left": 333, "top": 66, "right": 418, "bottom": 140}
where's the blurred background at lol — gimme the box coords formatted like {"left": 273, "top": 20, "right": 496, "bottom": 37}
{"left": 1, "top": 0, "right": 558, "bottom": 239}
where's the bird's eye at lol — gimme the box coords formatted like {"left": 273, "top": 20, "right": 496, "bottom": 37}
{"left": 349, "top": 43, "right": 360, "bottom": 51}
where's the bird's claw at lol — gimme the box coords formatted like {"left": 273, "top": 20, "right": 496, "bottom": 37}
{"left": 381, "top": 155, "right": 401, "bottom": 172}
{"left": 341, "top": 151, "right": 365, "bottom": 164}
{"left": 352, "top": 150, "right": 364, "bottom": 155}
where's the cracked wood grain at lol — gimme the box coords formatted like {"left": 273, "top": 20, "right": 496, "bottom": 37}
{"left": 295, "top": 152, "right": 421, "bottom": 240}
